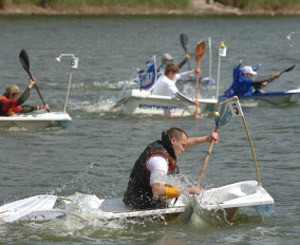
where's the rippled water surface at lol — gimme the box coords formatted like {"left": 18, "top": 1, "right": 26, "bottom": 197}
{"left": 0, "top": 15, "right": 300, "bottom": 244}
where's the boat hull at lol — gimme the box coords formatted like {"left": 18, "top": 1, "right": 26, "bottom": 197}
{"left": 119, "top": 89, "right": 217, "bottom": 117}
{"left": 0, "top": 181, "right": 274, "bottom": 223}
{"left": 238, "top": 89, "right": 300, "bottom": 107}
{"left": 0, "top": 112, "right": 72, "bottom": 130}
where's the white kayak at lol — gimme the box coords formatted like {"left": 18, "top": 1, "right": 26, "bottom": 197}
{"left": 0, "top": 111, "right": 72, "bottom": 130}
{"left": 0, "top": 180, "right": 274, "bottom": 223}
{"left": 113, "top": 89, "right": 217, "bottom": 117}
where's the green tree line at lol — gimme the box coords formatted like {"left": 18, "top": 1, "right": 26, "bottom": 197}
{"left": 0, "top": 0, "right": 299, "bottom": 11}
{"left": 0, "top": 0, "right": 191, "bottom": 9}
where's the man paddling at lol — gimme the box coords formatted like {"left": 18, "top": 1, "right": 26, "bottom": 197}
{"left": 224, "top": 64, "right": 281, "bottom": 97}
{"left": 0, "top": 78, "right": 49, "bottom": 116}
{"left": 152, "top": 63, "right": 199, "bottom": 100}
{"left": 123, "top": 127, "right": 218, "bottom": 210}
{"left": 156, "top": 53, "right": 191, "bottom": 78}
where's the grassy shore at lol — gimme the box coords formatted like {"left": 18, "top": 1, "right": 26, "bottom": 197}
{"left": 3, "top": 0, "right": 191, "bottom": 8}
{"left": 0, "top": 0, "right": 300, "bottom": 15}
{"left": 218, "top": 0, "right": 300, "bottom": 11}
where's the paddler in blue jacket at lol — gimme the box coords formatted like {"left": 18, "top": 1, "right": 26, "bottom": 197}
{"left": 123, "top": 127, "right": 218, "bottom": 210}
{"left": 224, "top": 64, "right": 281, "bottom": 97}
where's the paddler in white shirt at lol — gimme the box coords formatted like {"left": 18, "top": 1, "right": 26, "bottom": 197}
{"left": 123, "top": 127, "right": 218, "bottom": 210}
{"left": 152, "top": 63, "right": 199, "bottom": 103}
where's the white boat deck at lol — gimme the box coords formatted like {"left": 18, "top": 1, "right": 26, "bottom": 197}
{"left": 0, "top": 112, "right": 72, "bottom": 130}
{"left": 0, "top": 181, "right": 274, "bottom": 223}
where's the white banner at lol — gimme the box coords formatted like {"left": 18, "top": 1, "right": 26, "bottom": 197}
{"left": 229, "top": 100, "right": 244, "bottom": 117}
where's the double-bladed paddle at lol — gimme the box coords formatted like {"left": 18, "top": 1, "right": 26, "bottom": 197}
{"left": 179, "top": 34, "right": 191, "bottom": 70}
{"left": 19, "top": 49, "right": 49, "bottom": 112}
{"left": 255, "top": 65, "right": 296, "bottom": 85}
{"left": 194, "top": 40, "right": 206, "bottom": 117}
{"left": 279, "top": 65, "right": 295, "bottom": 75}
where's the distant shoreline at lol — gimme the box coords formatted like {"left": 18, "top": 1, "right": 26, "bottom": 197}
{"left": 0, "top": 3, "right": 300, "bottom": 16}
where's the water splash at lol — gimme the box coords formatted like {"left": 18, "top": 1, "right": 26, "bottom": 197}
{"left": 286, "top": 31, "right": 300, "bottom": 48}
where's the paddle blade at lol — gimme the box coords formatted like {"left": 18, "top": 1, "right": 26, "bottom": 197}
{"left": 180, "top": 33, "right": 188, "bottom": 53}
{"left": 280, "top": 65, "right": 295, "bottom": 74}
{"left": 195, "top": 40, "right": 206, "bottom": 63}
{"left": 19, "top": 49, "right": 32, "bottom": 78}
{"left": 215, "top": 97, "right": 233, "bottom": 127}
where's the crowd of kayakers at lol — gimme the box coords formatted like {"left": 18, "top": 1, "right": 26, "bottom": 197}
{"left": 0, "top": 49, "right": 286, "bottom": 118}
{"left": 0, "top": 37, "right": 295, "bottom": 213}
{"left": 138, "top": 50, "right": 285, "bottom": 103}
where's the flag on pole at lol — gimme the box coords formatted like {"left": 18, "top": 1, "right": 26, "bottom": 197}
{"left": 139, "top": 56, "right": 157, "bottom": 90}
{"left": 228, "top": 99, "right": 244, "bottom": 117}
{"left": 219, "top": 42, "right": 227, "bottom": 57}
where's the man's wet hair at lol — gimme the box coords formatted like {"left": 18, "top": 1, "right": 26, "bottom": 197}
{"left": 166, "top": 127, "right": 188, "bottom": 140}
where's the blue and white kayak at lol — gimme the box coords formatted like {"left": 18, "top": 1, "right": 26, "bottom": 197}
{"left": 228, "top": 88, "right": 300, "bottom": 107}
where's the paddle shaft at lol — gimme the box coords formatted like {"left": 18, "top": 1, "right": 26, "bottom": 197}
{"left": 27, "top": 70, "right": 48, "bottom": 108}
{"left": 198, "top": 126, "right": 219, "bottom": 184}
{"left": 194, "top": 41, "right": 206, "bottom": 117}
{"left": 256, "top": 65, "right": 295, "bottom": 85}
{"left": 19, "top": 50, "right": 50, "bottom": 112}
{"left": 194, "top": 60, "right": 201, "bottom": 116}
{"left": 241, "top": 116, "right": 261, "bottom": 186}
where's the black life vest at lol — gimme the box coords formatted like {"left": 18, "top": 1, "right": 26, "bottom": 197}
{"left": 123, "top": 140, "right": 178, "bottom": 209}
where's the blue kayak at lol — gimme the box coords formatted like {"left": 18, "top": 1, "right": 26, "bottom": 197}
{"left": 230, "top": 89, "right": 300, "bottom": 107}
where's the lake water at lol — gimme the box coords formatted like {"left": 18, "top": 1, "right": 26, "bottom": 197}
{"left": 0, "top": 15, "right": 299, "bottom": 244}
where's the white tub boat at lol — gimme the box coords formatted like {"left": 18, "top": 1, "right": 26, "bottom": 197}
{"left": 0, "top": 180, "right": 274, "bottom": 223}
{"left": 0, "top": 112, "right": 72, "bottom": 130}
{"left": 0, "top": 52, "right": 79, "bottom": 130}
{"left": 113, "top": 89, "right": 217, "bottom": 117}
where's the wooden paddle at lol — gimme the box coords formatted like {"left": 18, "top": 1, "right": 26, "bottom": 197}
{"left": 19, "top": 49, "right": 50, "bottom": 112}
{"left": 179, "top": 33, "right": 191, "bottom": 70}
{"left": 198, "top": 97, "right": 236, "bottom": 184}
{"left": 194, "top": 40, "right": 206, "bottom": 117}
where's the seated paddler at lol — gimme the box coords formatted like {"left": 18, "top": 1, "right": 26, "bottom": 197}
{"left": 152, "top": 63, "right": 199, "bottom": 104}
{"left": 123, "top": 127, "right": 219, "bottom": 210}
{"left": 0, "top": 78, "right": 50, "bottom": 117}
{"left": 224, "top": 63, "right": 281, "bottom": 98}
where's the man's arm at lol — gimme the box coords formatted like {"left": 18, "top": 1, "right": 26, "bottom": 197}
{"left": 177, "top": 54, "right": 190, "bottom": 69}
{"left": 17, "top": 78, "right": 36, "bottom": 105}
{"left": 17, "top": 88, "right": 31, "bottom": 105}
{"left": 252, "top": 73, "right": 280, "bottom": 84}
{"left": 152, "top": 183, "right": 167, "bottom": 198}
{"left": 186, "top": 132, "right": 219, "bottom": 149}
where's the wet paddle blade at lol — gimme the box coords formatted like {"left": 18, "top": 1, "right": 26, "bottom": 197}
{"left": 280, "top": 65, "right": 295, "bottom": 74}
{"left": 215, "top": 97, "right": 233, "bottom": 127}
{"left": 19, "top": 49, "right": 33, "bottom": 79}
{"left": 195, "top": 40, "right": 206, "bottom": 63}
{"left": 180, "top": 33, "right": 188, "bottom": 53}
